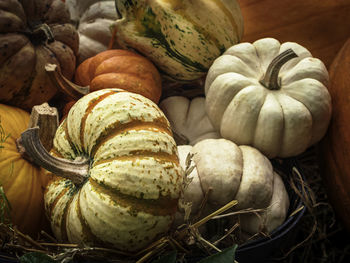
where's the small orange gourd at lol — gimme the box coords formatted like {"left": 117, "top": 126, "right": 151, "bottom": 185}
{"left": 75, "top": 49, "right": 162, "bottom": 103}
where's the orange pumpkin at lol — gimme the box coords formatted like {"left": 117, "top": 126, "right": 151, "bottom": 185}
{"left": 239, "top": 0, "right": 350, "bottom": 68}
{"left": 74, "top": 49, "right": 162, "bottom": 103}
{"left": 318, "top": 39, "right": 350, "bottom": 232}
{"left": 0, "top": 104, "right": 50, "bottom": 237}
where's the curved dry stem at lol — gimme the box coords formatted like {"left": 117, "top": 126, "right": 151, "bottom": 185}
{"left": 260, "top": 48, "right": 298, "bottom": 90}
{"left": 21, "top": 127, "right": 89, "bottom": 186}
{"left": 45, "top": 63, "right": 89, "bottom": 101}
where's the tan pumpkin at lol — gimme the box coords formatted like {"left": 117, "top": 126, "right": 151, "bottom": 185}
{"left": 175, "top": 139, "right": 290, "bottom": 236}
{"left": 0, "top": 0, "right": 79, "bottom": 111}
{"left": 21, "top": 89, "right": 183, "bottom": 251}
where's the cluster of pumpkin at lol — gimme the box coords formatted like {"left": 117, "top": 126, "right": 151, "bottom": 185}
{"left": 0, "top": 0, "right": 348, "bottom": 255}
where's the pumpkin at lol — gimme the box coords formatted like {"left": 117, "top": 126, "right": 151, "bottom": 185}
{"left": 0, "top": 0, "right": 79, "bottom": 111}
{"left": 318, "top": 38, "right": 350, "bottom": 232}
{"left": 159, "top": 96, "right": 220, "bottom": 145}
{"left": 205, "top": 38, "right": 332, "bottom": 158}
{"left": 21, "top": 89, "right": 183, "bottom": 251}
{"left": 114, "top": 0, "right": 243, "bottom": 82}
{"left": 175, "top": 139, "right": 290, "bottom": 237}
{"left": 238, "top": 0, "right": 350, "bottom": 68}
{"left": 0, "top": 104, "right": 51, "bottom": 237}
{"left": 65, "top": 0, "right": 120, "bottom": 64}
{"left": 74, "top": 49, "right": 162, "bottom": 103}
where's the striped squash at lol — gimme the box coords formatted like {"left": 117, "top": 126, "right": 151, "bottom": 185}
{"left": 115, "top": 0, "right": 243, "bottom": 82}
{"left": 44, "top": 89, "right": 183, "bottom": 251}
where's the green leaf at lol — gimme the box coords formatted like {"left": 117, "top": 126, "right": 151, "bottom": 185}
{"left": 19, "top": 252, "right": 56, "bottom": 263}
{"left": 151, "top": 251, "right": 177, "bottom": 263}
{"left": 198, "top": 244, "right": 238, "bottom": 263}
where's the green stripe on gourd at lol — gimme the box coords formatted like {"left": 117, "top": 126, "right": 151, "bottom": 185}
{"left": 115, "top": 0, "right": 243, "bottom": 81}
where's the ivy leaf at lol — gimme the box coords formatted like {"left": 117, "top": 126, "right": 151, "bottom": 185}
{"left": 198, "top": 244, "right": 238, "bottom": 263}
{"left": 151, "top": 250, "right": 177, "bottom": 263}
{"left": 19, "top": 252, "right": 56, "bottom": 263}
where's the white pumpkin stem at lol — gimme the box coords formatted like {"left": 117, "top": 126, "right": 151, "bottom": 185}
{"left": 45, "top": 63, "right": 89, "bottom": 101}
{"left": 260, "top": 49, "right": 298, "bottom": 90}
{"left": 20, "top": 127, "right": 89, "bottom": 186}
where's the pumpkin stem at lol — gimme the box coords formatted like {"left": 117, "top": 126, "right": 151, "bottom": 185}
{"left": 20, "top": 127, "right": 89, "bottom": 186}
{"left": 23, "top": 23, "right": 55, "bottom": 45}
{"left": 45, "top": 64, "right": 89, "bottom": 101}
{"left": 16, "top": 103, "right": 59, "bottom": 164}
{"left": 260, "top": 49, "right": 298, "bottom": 90}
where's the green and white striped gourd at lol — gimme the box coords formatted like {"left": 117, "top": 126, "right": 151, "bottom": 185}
{"left": 114, "top": 0, "right": 243, "bottom": 82}
{"left": 43, "top": 89, "right": 183, "bottom": 251}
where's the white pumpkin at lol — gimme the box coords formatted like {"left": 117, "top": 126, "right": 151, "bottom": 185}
{"left": 66, "top": 0, "right": 120, "bottom": 64}
{"left": 175, "top": 138, "right": 290, "bottom": 236}
{"left": 159, "top": 96, "right": 220, "bottom": 145}
{"left": 205, "top": 38, "right": 332, "bottom": 158}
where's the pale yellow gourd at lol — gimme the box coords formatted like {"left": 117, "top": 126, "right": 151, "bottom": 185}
{"left": 22, "top": 89, "right": 183, "bottom": 252}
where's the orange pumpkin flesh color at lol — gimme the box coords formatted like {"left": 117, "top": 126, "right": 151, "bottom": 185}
{"left": 0, "top": 104, "right": 50, "bottom": 237}
{"left": 318, "top": 38, "right": 350, "bottom": 232}
{"left": 74, "top": 49, "right": 162, "bottom": 103}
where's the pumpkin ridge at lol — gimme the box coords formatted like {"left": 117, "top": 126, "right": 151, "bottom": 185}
{"left": 75, "top": 188, "right": 114, "bottom": 246}
{"left": 89, "top": 178, "right": 178, "bottom": 216}
{"left": 46, "top": 185, "right": 69, "bottom": 220}
{"left": 90, "top": 120, "right": 173, "bottom": 157}
{"left": 80, "top": 90, "right": 119, "bottom": 150}
{"left": 93, "top": 151, "right": 179, "bottom": 167}
{"left": 1, "top": 43, "right": 36, "bottom": 104}
{"left": 63, "top": 119, "right": 79, "bottom": 156}
{"left": 60, "top": 190, "right": 75, "bottom": 242}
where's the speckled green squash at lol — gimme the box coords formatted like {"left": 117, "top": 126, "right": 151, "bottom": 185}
{"left": 44, "top": 89, "right": 183, "bottom": 251}
{"left": 114, "top": 0, "right": 243, "bottom": 82}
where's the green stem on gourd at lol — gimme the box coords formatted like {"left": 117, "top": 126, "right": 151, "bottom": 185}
{"left": 20, "top": 127, "right": 89, "bottom": 186}
{"left": 259, "top": 49, "right": 298, "bottom": 90}
{"left": 45, "top": 64, "right": 89, "bottom": 101}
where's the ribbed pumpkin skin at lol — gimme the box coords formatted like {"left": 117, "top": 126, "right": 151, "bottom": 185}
{"left": 0, "top": 104, "right": 50, "bottom": 237}
{"left": 66, "top": 0, "right": 120, "bottom": 64}
{"left": 205, "top": 38, "right": 332, "bottom": 158}
{"left": 318, "top": 39, "right": 350, "bottom": 232}
{"left": 44, "top": 89, "right": 183, "bottom": 251}
{"left": 0, "top": 0, "right": 79, "bottom": 111}
{"left": 74, "top": 49, "right": 162, "bottom": 103}
{"left": 115, "top": 0, "right": 243, "bottom": 82}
